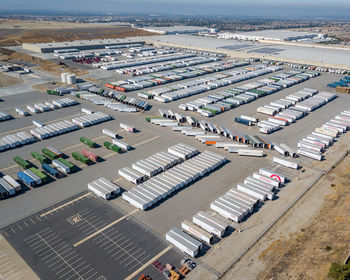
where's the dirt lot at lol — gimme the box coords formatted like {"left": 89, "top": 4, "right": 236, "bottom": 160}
{"left": 0, "top": 19, "right": 155, "bottom": 46}
{"left": 0, "top": 72, "right": 23, "bottom": 87}
{"left": 257, "top": 155, "right": 350, "bottom": 280}
{"left": 0, "top": 47, "right": 88, "bottom": 76}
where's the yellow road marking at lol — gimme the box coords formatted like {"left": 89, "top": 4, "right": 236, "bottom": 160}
{"left": 133, "top": 136, "right": 159, "bottom": 148}
{"left": 0, "top": 164, "right": 18, "bottom": 172}
{"left": 112, "top": 178, "right": 123, "bottom": 184}
{"left": 61, "top": 135, "right": 107, "bottom": 152}
{"left": 73, "top": 208, "right": 139, "bottom": 247}
{"left": 40, "top": 193, "right": 91, "bottom": 217}
{"left": 104, "top": 136, "right": 160, "bottom": 160}
{"left": 124, "top": 245, "right": 173, "bottom": 280}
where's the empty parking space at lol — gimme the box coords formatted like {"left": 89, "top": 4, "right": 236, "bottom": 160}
{"left": 1, "top": 193, "right": 183, "bottom": 280}
{"left": 0, "top": 250, "right": 24, "bottom": 280}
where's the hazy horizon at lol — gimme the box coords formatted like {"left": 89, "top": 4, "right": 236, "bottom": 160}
{"left": 1, "top": 0, "right": 350, "bottom": 19}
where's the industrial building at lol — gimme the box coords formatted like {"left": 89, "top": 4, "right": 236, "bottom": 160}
{"left": 138, "top": 26, "right": 211, "bottom": 35}
{"left": 218, "top": 30, "right": 325, "bottom": 42}
{"left": 22, "top": 38, "right": 145, "bottom": 53}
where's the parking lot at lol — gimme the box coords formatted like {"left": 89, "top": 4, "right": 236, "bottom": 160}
{"left": 1, "top": 194, "right": 184, "bottom": 280}
{"left": 1, "top": 51, "right": 350, "bottom": 280}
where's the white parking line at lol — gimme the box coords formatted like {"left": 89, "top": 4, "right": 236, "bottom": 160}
{"left": 83, "top": 271, "right": 99, "bottom": 280}
{"left": 114, "top": 244, "right": 137, "bottom": 261}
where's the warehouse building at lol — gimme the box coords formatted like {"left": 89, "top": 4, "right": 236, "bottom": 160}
{"left": 138, "top": 26, "right": 211, "bottom": 35}
{"left": 218, "top": 30, "right": 325, "bottom": 42}
{"left": 22, "top": 38, "right": 145, "bottom": 53}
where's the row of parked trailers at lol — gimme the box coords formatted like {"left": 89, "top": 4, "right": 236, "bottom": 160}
{"left": 165, "top": 168, "right": 289, "bottom": 257}
{"left": 122, "top": 150, "right": 227, "bottom": 210}
{"left": 178, "top": 67, "right": 294, "bottom": 116}
{"left": 88, "top": 177, "right": 121, "bottom": 200}
{"left": 150, "top": 116, "right": 274, "bottom": 151}
{"left": 2, "top": 112, "right": 110, "bottom": 152}
{"left": 106, "top": 59, "right": 249, "bottom": 94}
{"left": 25, "top": 98, "right": 78, "bottom": 115}
{"left": 118, "top": 56, "right": 218, "bottom": 76}
{"left": 210, "top": 168, "right": 286, "bottom": 223}
{"left": 257, "top": 90, "right": 337, "bottom": 134}
{"left": 153, "top": 65, "right": 278, "bottom": 103}
{"left": 80, "top": 91, "right": 150, "bottom": 112}
{"left": 0, "top": 175, "right": 21, "bottom": 199}
{"left": 17, "top": 167, "right": 49, "bottom": 188}
{"left": 297, "top": 110, "right": 350, "bottom": 161}
{"left": 72, "top": 112, "right": 112, "bottom": 128}
{"left": 118, "top": 143, "right": 198, "bottom": 184}
{"left": 30, "top": 120, "right": 79, "bottom": 140}
{"left": 98, "top": 53, "right": 197, "bottom": 71}
{"left": 80, "top": 93, "right": 137, "bottom": 113}
{"left": 166, "top": 211, "right": 229, "bottom": 257}
{"left": 0, "top": 132, "right": 36, "bottom": 152}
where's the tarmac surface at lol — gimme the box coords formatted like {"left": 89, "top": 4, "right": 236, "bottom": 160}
{"left": 0, "top": 56, "right": 349, "bottom": 280}
{"left": 1, "top": 193, "right": 183, "bottom": 280}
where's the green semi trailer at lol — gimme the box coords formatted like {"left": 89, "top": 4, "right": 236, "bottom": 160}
{"left": 31, "top": 151, "right": 49, "bottom": 164}
{"left": 56, "top": 158, "right": 76, "bottom": 172}
{"left": 29, "top": 167, "right": 49, "bottom": 183}
{"left": 80, "top": 137, "right": 97, "bottom": 148}
{"left": 42, "top": 148, "right": 59, "bottom": 160}
{"left": 13, "top": 156, "right": 31, "bottom": 169}
{"left": 104, "top": 141, "right": 121, "bottom": 153}
{"left": 72, "top": 152, "right": 90, "bottom": 165}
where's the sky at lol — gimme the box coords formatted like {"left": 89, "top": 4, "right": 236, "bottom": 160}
{"left": 1, "top": 0, "right": 350, "bottom": 18}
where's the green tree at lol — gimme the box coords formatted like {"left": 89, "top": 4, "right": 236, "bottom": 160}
{"left": 328, "top": 262, "right": 350, "bottom": 280}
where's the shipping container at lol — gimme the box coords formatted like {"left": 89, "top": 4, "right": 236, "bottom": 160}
{"left": 24, "top": 169, "right": 42, "bottom": 185}
{"left": 259, "top": 168, "right": 286, "bottom": 183}
{"left": 166, "top": 227, "right": 202, "bottom": 257}
{"left": 80, "top": 136, "right": 97, "bottom": 148}
{"left": 234, "top": 117, "right": 253, "bottom": 126}
{"left": 112, "top": 139, "right": 131, "bottom": 150}
{"left": 238, "top": 149, "right": 264, "bottom": 157}
{"left": 72, "top": 152, "right": 91, "bottom": 165}
{"left": 17, "top": 171, "right": 36, "bottom": 187}
{"left": 57, "top": 158, "right": 76, "bottom": 172}
{"left": 29, "top": 167, "right": 48, "bottom": 183}
{"left": 298, "top": 148, "right": 323, "bottom": 161}
{"left": 42, "top": 148, "right": 58, "bottom": 160}
{"left": 81, "top": 149, "right": 99, "bottom": 162}
{"left": 102, "top": 128, "right": 118, "bottom": 139}
{"left": 0, "top": 178, "right": 16, "bottom": 196}
{"left": 46, "top": 146, "right": 63, "bottom": 158}
{"left": 104, "top": 141, "right": 121, "bottom": 153}
{"left": 120, "top": 123, "right": 136, "bottom": 133}
{"left": 42, "top": 163, "right": 60, "bottom": 178}
{"left": 273, "top": 143, "right": 288, "bottom": 157}
{"left": 273, "top": 157, "right": 299, "bottom": 169}
{"left": 52, "top": 159, "right": 70, "bottom": 174}
{"left": 14, "top": 156, "right": 31, "bottom": 169}
{"left": 3, "top": 175, "right": 21, "bottom": 192}
{"left": 31, "top": 151, "right": 49, "bottom": 164}
{"left": 182, "top": 220, "right": 213, "bottom": 244}
{"left": 192, "top": 211, "right": 228, "bottom": 238}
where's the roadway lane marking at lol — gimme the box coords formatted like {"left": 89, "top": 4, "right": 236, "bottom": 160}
{"left": 124, "top": 245, "right": 173, "bottom": 280}
{"left": 61, "top": 129, "right": 124, "bottom": 152}
{"left": 104, "top": 136, "right": 160, "bottom": 159}
{"left": 61, "top": 135, "right": 107, "bottom": 152}
{"left": 73, "top": 209, "right": 138, "bottom": 247}
{"left": 112, "top": 178, "right": 123, "bottom": 184}
{"left": 40, "top": 193, "right": 92, "bottom": 217}
{"left": 133, "top": 136, "right": 159, "bottom": 148}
